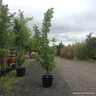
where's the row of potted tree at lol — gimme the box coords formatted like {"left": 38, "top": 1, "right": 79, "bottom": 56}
{"left": 0, "top": 49, "right": 25, "bottom": 77}
{"left": 0, "top": 0, "right": 56, "bottom": 87}
{"left": 0, "top": 48, "right": 9, "bottom": 76}
{"left": 0, "top": 1, "right": 32, "bottom": 77}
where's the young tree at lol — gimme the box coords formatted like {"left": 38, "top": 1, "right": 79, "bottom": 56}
{"left": 34, "top": 8, "right": 56, "bottom": 76}
{"left": 0, "top": 1, "right": 14, "bottom": 70}
{"left": 0, "top": 2, "right": 14, "bottom": 48}
{"left": 13, "top": 10, "right": 33, "bottom": 51}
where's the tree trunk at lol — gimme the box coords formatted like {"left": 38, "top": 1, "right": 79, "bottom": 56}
{"left": 1, "top": 59, "right": 4, "bottom": 70}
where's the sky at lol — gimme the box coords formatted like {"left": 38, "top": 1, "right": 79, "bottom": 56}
{"left": 3, "top": 0, "right": 96, "bottom": 45}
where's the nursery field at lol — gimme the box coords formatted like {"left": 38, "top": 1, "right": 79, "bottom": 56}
{"left": 0, "top": 57, "right": 96, "bottom": 96}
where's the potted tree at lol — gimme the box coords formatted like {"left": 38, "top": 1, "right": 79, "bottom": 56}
{"left": 13, "top": 10, "right": 33, "bottom": 77}
{"left": 0, "top": 48, "right": 9, "bottom": 76}
{"left": 16, "top": 52, "right": 26, "bottom": 77}
{"left": 34, "top": 8, "right": 56, "bottom": 87}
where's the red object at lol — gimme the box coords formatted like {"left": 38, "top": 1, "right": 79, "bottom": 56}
{"left": 10, "top": 57, "right": 15, "bottom": 64}
{"left": 8, "top": 57, "right": 15, "bottom": 65}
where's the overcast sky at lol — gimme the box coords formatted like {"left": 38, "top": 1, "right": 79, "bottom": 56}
{"left": 3, "top": 0, "right": 96, "bottom": 45}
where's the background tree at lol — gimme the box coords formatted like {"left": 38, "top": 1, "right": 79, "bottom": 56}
{"left": 0, "top": 2, "right": 14, "bottom": 48}
{"left": 85, "top": 33, "right": 96, "bottom": 59}
{"left": 60, "top": 33, "right": 96, "bottom": 60}
{"left": 73, "top": 42, "right": 87, "bottom": 59}
{"left": 0, "top": 1, "right": 14, "bottom": 70}
{"left": 56, "top": 42, "right": 64, "bottom": 56}
{"left": 13, "top": 10, "right": 33, "bottom": 52}
{"left": 27, "top": 37, "right": 39, "bottom": 53}
{"left": 0, "top": 48, "right": 9, "bottom": 70}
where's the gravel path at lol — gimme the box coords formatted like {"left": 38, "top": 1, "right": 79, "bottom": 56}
{"left": 1, "top": 57, "right": 96, "bottom": 96}
{"left": 10, "top": 58, "right": 73, "bottom": 96}
{"left": 55, "top": 57, "right": 96, "bottom": 96}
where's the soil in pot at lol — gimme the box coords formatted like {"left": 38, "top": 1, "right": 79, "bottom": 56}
{"left": 42, "top": 75, "right": 53, "bottom": 87}
{"left": 16, "top": 67, "right": 25, "bottom": 77}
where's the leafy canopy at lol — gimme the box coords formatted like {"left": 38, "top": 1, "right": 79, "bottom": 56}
{"left": 34, "top": 8, "right": 56, "bottom": 75}
{"left": 13, "top": 10, "right": 33, "bottom": 50}
{"left": 0, "top": 2, "right": 14, "bottom": 48}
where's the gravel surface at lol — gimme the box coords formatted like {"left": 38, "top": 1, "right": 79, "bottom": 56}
{"left": 55, "top": 57, "right": 96, "bottom": 96}
{"left": 1, "top": 57, "right": 96, "bottom": 96}
{"left": 11, "top": 59, "right": 73, "bottom": 96}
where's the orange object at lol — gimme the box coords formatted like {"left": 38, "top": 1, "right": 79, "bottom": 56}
{"left": 25, "top": 55, "right": 29, "bottom": 59}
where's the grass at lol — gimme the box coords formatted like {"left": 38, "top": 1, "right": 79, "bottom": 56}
{"left": 88, "top": 59, "right": 96, "bottom": 62}
{"left": 21, "top": 60, "right": 30, "bottom": 67}
{"left": 0, "top": 60, "right": 31, "bottom": 91}
{"left": 0, "top": 70, "right": 22, "bottom": 90}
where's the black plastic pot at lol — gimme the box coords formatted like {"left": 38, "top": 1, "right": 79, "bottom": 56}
{"left": 0, "top": 71, "right": 1, "bottom": 77}
{"left": 16, "top": 67, "right": 25, "bottom": 77}
{"left": 0, "top": 70, "right": 6, "bottom": 76}
{"left": 42, "top": 75, "right": 53, "bottom": 87}
{"left": 6, "top": 68, "right": 11, "bottom": 73}
{"left": 92, "top": 57, "right": 96, "bottom": 60}
{"left": 12, "top": 63, "right": 17, "bottom": 70}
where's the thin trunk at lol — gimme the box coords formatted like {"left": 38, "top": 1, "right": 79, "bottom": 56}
{"left": 46, "top": 69, "right": 50, "bottom": 77}
{"left": 1, "top": 59, "right": 4, "bottom": 70}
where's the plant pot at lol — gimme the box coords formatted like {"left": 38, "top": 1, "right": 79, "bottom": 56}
{"left": 92, "top": 57, "right": 96, "bottom": 60}
{"left": 16, "top": 67, "right": 25, "bottom": 77}
{"left": 12, "top": 63, "right": 17, "bottom": 70}
{"left": 42, "top": 75, "right": 53, "bottom": 87}
{"left": 0, "top": 71, "right": 2, "bottom": 77}
{"left": 6, "top": 68, "right": 11, "bottom": 73}
{"left": 0, "top": 70, "right": 6, "bottom": 76}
